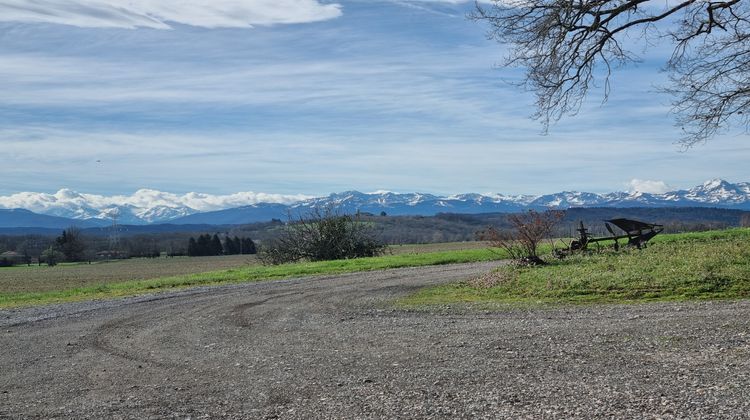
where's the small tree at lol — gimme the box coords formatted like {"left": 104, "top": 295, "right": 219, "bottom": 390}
{"left": 41, "top": 247, "right": 64, "bottom": 266}
{"left": 261, "top": 208, "right": 386, "bottom": 265}
{"left": 480, "top": 209, "right": 564, "bottom": 265}
{"left": 55, "top": 227, "right": 86, "bottom": 262}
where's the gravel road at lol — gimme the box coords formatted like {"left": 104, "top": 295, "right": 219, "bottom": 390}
{"left": 2, "top": 261, "right": 750, "bottom": 419}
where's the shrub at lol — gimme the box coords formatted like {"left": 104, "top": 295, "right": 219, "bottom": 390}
{"left": 260, "top": 208, "right": 386, "bottom": 265}
{"left": 479, "top": 209, "right": 564, "bottom": 265}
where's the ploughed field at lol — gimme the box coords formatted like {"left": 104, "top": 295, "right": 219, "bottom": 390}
{"left": 0, "top": 255, "right": 260, "bottom": 294}
{"left": 0, "top": 242, "right": 488, "bottom": 295}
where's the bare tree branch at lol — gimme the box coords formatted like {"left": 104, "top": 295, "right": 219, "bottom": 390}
{"left": 474, "top": 0, "right": 750, "bottom": 146}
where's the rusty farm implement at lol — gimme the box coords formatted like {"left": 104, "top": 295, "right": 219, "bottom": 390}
{"left": 567, "top": 218, "right": 664, "bottom": 252}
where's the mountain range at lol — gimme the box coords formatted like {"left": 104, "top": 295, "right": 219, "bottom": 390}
{"left": 0, "top": 179, "right": 748, "bottom": 228}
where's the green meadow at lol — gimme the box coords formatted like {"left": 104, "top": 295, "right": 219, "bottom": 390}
{"left": 400, "top": 228, "right": 750, "bottom": 306}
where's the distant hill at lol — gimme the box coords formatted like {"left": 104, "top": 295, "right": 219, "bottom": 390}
{"left": 0, "top": 223, "right": 231, "bottom": 237}
{"left": 167, "top": 203, "right": 290, "bottom": 225}
{"left": 81, "top": 223, "right": 229, "bottom": 237}
{"left": 0, "top": 209, "right": 102, "bottom": 229}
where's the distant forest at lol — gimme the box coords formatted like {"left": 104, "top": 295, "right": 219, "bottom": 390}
{"left": 1, "top": 207, "right": 748, "bottom": 262}
{"left": 357, "top": 206, "right": 750, "bottom": 244}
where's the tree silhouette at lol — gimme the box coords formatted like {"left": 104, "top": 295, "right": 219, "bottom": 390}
{"left": 211, "top": 234, "right": 223, "bottom": 256}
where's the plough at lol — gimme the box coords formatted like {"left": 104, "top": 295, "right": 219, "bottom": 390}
{"left": 568, "top": 218, "right": 664, "bottom": 252}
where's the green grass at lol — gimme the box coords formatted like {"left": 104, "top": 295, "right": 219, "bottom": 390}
{"left": 400, "top": 228, "right": 750, "bottom": 307}
{"left": 0, "top": 247, "right": 505, "bottom": 308}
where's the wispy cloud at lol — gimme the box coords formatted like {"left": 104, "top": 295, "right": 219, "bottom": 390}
{"left": 0, "top": 45, "right": 533, "bottom": 136}
{"left": 0, "top": 0, "right": 342, "bottom": 29}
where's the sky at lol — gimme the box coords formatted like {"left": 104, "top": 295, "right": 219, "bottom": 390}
{"left": 0, "top": 0, "right": 748, "bottom": 198}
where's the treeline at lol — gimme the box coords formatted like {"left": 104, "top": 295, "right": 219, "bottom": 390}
{"left": 366, "top": 207, "right": 750, "bottom": 243}
{"left": 187, "top": 234, "right": 256, "bottom": 257}
{"left": 1, "top": 207, "right": 748, "bottom": 265}
{"left": 0, "top": 232, "right": 183, "bottom": 261}
{"left": 232, "top": 208, "right": 747, "bottom": 244}
{"left": 0, "top": 227, "right": 94, "bottom": 266}
{"left": 0, "top": 229, "right": 258, "bottom": 266}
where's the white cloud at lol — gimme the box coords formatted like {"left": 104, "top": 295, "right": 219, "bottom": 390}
{"left": 625, "top": 179, "right": 672, "bottom": 194}
{"left": 0, "top": 188, "right": 313, "bottom": 215}
{"left": 0, "top": 0, "right": 342, "bottom": 29}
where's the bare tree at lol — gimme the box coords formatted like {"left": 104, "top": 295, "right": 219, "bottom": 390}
{"left": 473, "top": 0, "right": 750, "bottom": 146}
{"left": 480, "top": 209, "right": 565, "bottom": 265}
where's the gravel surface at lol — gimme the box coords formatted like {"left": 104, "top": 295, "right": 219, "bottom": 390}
{"left": 2, "top": 261, "right": 750, "bottom": 419}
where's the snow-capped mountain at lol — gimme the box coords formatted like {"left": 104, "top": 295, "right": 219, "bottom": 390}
{"left": 289, "top": 191, "right": 526, "bottom": 216}
{"left": 0, "top": 179, "right": 748, "bottom": 227}
{"left": 0, "top": 189, "right": 312, "bottom": 225}
{"left": 528, "top": 191, "right": 610, "bottom": 208}
{"left": 673, "top": 179, "right": 750, "bottom": 205}
{"left": 599, "top": 179, "right": 750, "bottom": 208}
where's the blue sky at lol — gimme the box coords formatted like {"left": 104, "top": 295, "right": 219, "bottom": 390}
{"left": 0, "top": 0, "right": 748, "bottom": 197}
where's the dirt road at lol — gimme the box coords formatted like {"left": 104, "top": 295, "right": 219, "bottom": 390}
{"left": 2, "top": 261, "right": 750, "bottom": 418}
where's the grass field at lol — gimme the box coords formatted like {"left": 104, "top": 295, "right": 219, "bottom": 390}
{"left": 0, "top": 243, "right": 503, "bottom": 308}
{"left": 400, "top": 228, "right": 750, "bottom": 307}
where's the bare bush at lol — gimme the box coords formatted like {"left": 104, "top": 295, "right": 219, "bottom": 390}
{"left": 260, "top": 208, "right": 386, "bottom": 265}
{"left": 480, "top": 209, "right": 565, "bottom": 265}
